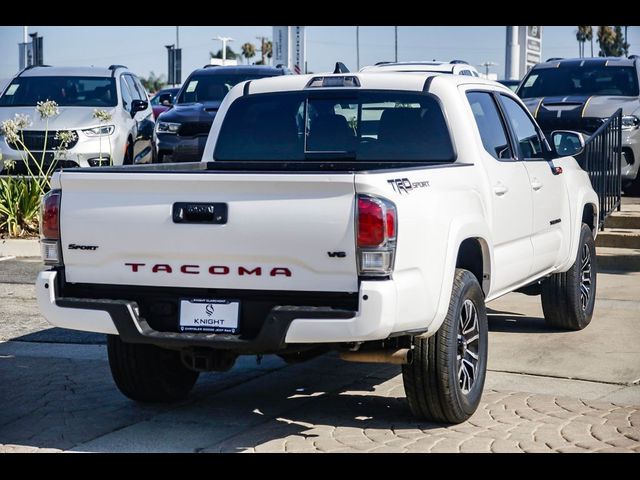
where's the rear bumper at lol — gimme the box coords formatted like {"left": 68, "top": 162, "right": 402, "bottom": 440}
{"left": 36, "top": 270, "right": 400, "bottom": 352}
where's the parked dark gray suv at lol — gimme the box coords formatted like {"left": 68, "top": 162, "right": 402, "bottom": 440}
{"left": 153, "top": 65, "right": 291, "bottom": 163}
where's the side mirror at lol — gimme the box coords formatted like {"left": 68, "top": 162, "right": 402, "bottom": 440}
{"left": 130, "top": 99, "right": 149, "bottom": 117}
{"left": 551, "top": 130, "right": 585, "bottom": 157}
{"left": 159, "top": 93, "right": 173, "bottom": 106}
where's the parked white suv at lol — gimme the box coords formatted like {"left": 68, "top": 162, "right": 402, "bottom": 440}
{"left": 360, "top": 60, "right": 481, "bottom": 77}
{"left": 0, "top": 65, "right": 154, "bottom": 172}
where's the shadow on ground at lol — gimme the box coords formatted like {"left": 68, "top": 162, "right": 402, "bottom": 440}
{"left": 487, "top": 308, "right": 564, "bottom": 334}
{"left": 10, "top": 328, "right": 106, "bottom": 344}
{"left": 0, "top": 349, "right": 423, "bottom": 451}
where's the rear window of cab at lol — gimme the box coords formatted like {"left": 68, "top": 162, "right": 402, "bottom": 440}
{"left": 214, "top": 90, "right": 456, "bottom": 162}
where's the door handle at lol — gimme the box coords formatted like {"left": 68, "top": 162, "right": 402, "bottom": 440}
{"left": 531, "top": 179, "right": 543, "bottom": 191}
{"left": 493, "top": 184, "right": 509, "bottom": 196}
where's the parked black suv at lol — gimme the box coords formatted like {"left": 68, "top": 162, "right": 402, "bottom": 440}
{"left": 153, "top": 65, "right": 291, "bottom": 163}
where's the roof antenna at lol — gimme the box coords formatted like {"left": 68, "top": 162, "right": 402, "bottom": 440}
{"left": 333, "top": 62, "right": 350, "bottom": 74}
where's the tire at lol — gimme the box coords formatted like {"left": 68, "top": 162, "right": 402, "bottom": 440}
{"left": 624, "top": 175, "right": 640, "bottom": 197}
{"left": 123, "top": 138, "right": 134, "bottom": 165}
{"left": 402, "top": 269, "right": 488, "bottom": 424}
{"left": 107, "top": 335, "right": 199, "bottom": 403}
{"left": 541, "top": 223, "right": 597, "bottom": 330}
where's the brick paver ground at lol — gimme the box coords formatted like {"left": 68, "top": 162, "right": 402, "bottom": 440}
{"left": 1, "top": 346, "right": 638, "bottom": 453}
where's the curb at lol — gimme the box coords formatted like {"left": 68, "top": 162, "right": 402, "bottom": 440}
{"left": 0, "top": 239, "right": 40, "bottom": 258}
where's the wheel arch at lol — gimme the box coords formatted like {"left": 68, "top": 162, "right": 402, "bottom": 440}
{"left": 456, "top": 237, "right": 491, "bottom": 296}
{"left": 418, "top": 216, "right": 493, "bottom": 339}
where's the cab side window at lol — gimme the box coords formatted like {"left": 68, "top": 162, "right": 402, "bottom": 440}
{"left": 120, "top": 76, "right": 133, "bottom": 112}
{"left": 466, "top": 91, "right": 514, "bottom": 161}
{"left": 499, "top": 94, "right": 545, "bottom": 159}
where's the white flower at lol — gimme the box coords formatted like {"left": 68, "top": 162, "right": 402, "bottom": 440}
{"left": 54, "top": 130, "right": 78, "bottom": 152}
{"left": 0, "top": 119, "right": 20, "bottom": 144}
{"left": 36, "top": 100, "right": 60, "bottom": 119}
{"left": 14, "top": 113, "right": 31, "bottom": 129}
{"left": 93, "top": 109, "right": 112, "bottom": 123}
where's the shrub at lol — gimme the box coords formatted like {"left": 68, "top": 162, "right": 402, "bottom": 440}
{"left": 0, "top": 162, "right": 41, "bottom": 238}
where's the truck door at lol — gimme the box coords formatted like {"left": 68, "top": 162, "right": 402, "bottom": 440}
{"left": 497, "top": 94, "right": 571, "bottom": 276}
{"left": 465, "top": 90, "right": 534, "bottom": 293}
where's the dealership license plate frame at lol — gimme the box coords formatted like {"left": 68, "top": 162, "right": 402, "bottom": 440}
{"left": 179, "top": 298, "right": 240, "bottom": 334}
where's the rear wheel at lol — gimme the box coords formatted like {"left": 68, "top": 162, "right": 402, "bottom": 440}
{"left": 541, "top": 223, "right": 597, "bottom": 330}
{"left": 122, "top": 138, "right": 134, "bottom": 165}
{"left": 107, "top": 335, "right": 199, "bottom": 403}
{"left": 402, "top": 269, "right": 488, "bottom": 424}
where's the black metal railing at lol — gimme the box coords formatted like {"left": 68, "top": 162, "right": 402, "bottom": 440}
{"left": 576, "top": 108, "right": 622, "bottom": 230}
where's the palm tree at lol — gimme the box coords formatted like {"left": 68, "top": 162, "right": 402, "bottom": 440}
{"left": 597, "top": 26, "right": 616, "bottom": 57}
{"left": 264, "top": 40, "right": 273, "bottom": 65}
{"left": 576, "top": 26, "right": 588, "bottom": 57}
{"left": 241, "top": 42, "right": 256, "bottom": 65}
{"left": 585, "top": 26, "right": 594, "bottom": 57}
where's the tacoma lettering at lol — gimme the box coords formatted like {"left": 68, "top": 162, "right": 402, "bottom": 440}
{"left": 125, "top": 263, "right": 292, "bottom": 277}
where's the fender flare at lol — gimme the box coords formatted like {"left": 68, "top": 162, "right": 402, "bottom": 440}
{"left": 418, "top": 215, "right": 492, "bottom": 338}
{"left": 557, "top": 186, "right": 599, "bottom": 272}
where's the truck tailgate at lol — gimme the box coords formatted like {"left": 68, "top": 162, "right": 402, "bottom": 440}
{"left": 59, "top": 171, "right": 358, "bottom": 292}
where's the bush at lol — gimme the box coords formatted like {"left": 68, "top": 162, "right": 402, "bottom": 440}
{"left": 0, "top": 172, "right": 41, "bottom": 238}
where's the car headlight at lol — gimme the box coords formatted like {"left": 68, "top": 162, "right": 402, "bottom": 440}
{"left": 83, "top": 125, "right": 115, "bottom": 136}
{"left": 622, "top": 115, "right": 640, "bottom": 131}
{"left": 156, "top": 122, "right": 181, "bottom": 134}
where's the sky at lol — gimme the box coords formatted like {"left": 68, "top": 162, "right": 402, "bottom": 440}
{"left": 0, "top": 26, "right": 638, "bottom": 83}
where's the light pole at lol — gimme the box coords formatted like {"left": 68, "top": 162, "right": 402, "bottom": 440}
{"left": 394, "top": 26, "right": 398, "bottom": 62}
{"left": 356, "top": 26, "right": 360, "bottom": 70}
{"left": 214, "top": 36, "right": 234, "bottom": 65}
{"left": 505, "top": 26, "right": 519, "bottom": 80}
{"left": 479, "top": 61, "right": 498, "bottom": 78}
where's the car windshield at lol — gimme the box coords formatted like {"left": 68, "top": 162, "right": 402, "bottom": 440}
{"left": 518, "top": 66, "right": 639, "bottom": 98}
{"left": 0, "top": 76, "right": 117, "bottom": 107}
{"left": 214, "top": 90, "right": 455, "bottom": 162}
{"left": 177, "top": 74, "right": 275, "bottom": 104}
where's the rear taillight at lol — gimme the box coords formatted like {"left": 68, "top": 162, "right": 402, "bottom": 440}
{"left": 40, "top": 189, "right": 62, "bottom": 266}
{"left": 356, "top": 195, "right": 397, "bottom": 276}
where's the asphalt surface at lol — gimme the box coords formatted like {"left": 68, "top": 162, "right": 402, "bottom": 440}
{"left": 0, "top": 257, "right": 639, "bottom": 452}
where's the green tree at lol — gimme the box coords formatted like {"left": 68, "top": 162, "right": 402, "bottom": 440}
{"left": 140, "top": 72, "right": 166, "bottom": 94}
{"left": 210, "top": 46, "right": 238, "bottom": 60}
{"left": 241, "top": 42, "right": 256, "bottom": 64}
{"left": 614, "top": 26, "right": 630, "bottom": 57}
{"left": 598, "top": 26, "right": 629, "bottom": 57}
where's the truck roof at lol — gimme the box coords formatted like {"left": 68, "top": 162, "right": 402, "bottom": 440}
{"left": 247, "top": 71, "right": 507, "bottom": 95}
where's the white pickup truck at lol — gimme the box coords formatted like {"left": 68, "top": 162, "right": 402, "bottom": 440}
{"left": 37, "top": 72, "right": 599, "bottom": 424}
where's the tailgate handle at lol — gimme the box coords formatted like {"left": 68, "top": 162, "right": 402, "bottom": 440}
{"left": 172, "top": 202, "right": 228, "bottom": 224}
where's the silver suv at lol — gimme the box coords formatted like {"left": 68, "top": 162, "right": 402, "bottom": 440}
{"left": 0, "top": 65, "right": 154, "bottom": 172}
